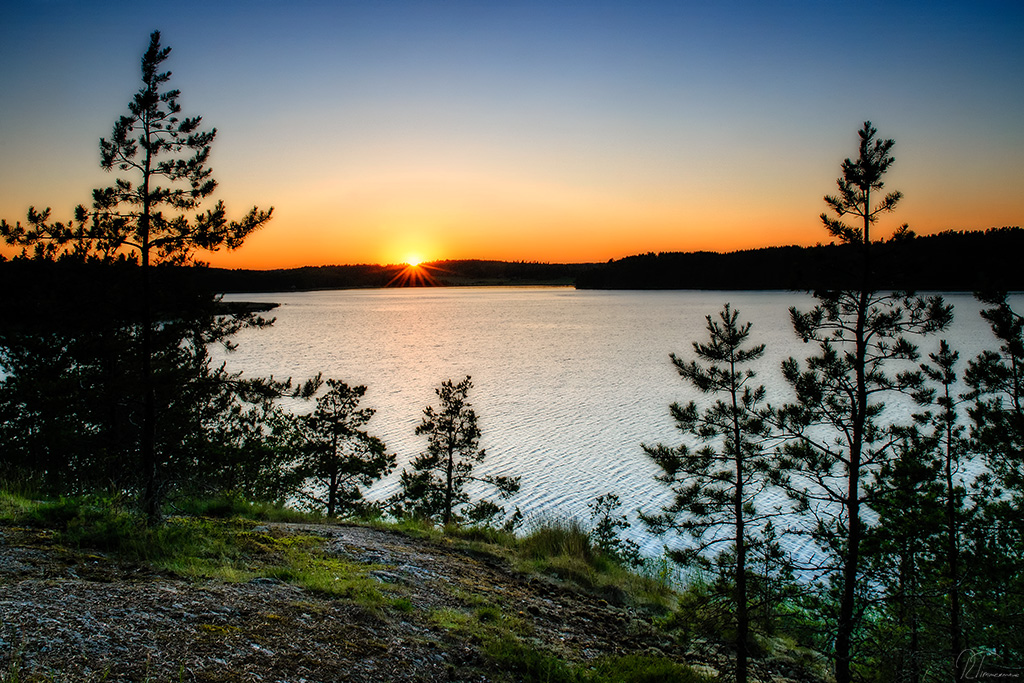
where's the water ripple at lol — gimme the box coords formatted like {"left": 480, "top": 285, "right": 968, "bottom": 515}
{"left": 218, "top": 287, "right": 1003, "bottom": 561}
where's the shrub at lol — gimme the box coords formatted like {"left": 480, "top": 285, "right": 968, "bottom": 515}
{"left": 519, "top": 515, "right": 594, "bottom": 562}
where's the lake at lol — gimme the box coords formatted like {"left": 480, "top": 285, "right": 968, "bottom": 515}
{"left": 218, "top": 287, "right": 1007, "bottom": 556}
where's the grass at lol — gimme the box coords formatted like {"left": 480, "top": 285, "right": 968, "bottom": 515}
{"left": 158, "top": 524, "right": 397, "bottom": 608}
{"left": 0, "top": 490, "right": 36, "bottom": 521}
{"left": 481, "top": 636, "right": 713, "bottom": 683}
{"left": 169, "top": 494, "right": 323, "bottom": 523}
{"left": 1, "top": 649, "right": 120, "bottom": 683}
{"left": 516, "top": 515, "right": 677, "bottom": 611}
{"left": 394, "top": 513, "right": 704, "bottom": 682}
{"left": 377, "top": 512, "right": 676, "bottom": 612}
{"left": 0, "top": 491, "right": 397, "bottom": 613}
{"left": 2, "top": 491, "right": 681, "bottom": 617}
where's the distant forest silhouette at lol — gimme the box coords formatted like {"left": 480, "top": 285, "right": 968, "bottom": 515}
{"left": 0, "top": 259, "right": 590, "bottom": 299}
{"left": 576, "top": 227, "right": 1024, "bottom": 291}
{"left": 191, "top": 259, "right": 591, "bottom": 291}
{"left": 2, "top": 227, "right": 1021, "bottom": 299}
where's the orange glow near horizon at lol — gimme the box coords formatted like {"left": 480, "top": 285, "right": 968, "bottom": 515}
{"left": 3, "top": 196, "right": 1020, "bottom": 270}
{"left": 182, "top": 208, "right": 831, "bottom": 270}
{"left": 4, "top": 104, "right": 1022, "bottom": 271}
{"left": 180, "top": 181, "right": 1021, "bottom": 270}
{"left": 3, "top": 146, "right": 1021, "bottom": 270}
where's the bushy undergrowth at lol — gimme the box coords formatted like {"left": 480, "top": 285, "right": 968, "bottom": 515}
{"left": 0, "top": 489, "right": 36, "bottom": 521}
{"left": 169, "top": 493, "right": 323, "bottom": 523}
{"left": 519, "top": 516, "right": 595, "bottom": 563}
{"left": 516, "top": 515, "right": 676, "bottom": 610}
{"left": 3, "top": 492, "right": 161, "bottom": 557}
{"left": 381, "top": 512, "right": 677, "bottom": 611}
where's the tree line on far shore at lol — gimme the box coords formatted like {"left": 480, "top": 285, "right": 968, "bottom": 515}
{"left": 0, "top": 258, "right": 591, "bottom": 294}
{"left": 2, "top": 31, "right": 1021, "bottom": 683}
{"left": 6, "top": 227, "right": 1022, "bottom": 294}
{"left": 575, "top": 226, "right": 1024, "bottom": 291}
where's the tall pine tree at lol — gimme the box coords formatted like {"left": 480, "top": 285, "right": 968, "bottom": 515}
{"left": 642, "top": 304, "right": 777, "bottom": 683}
{"left": 1, "top": 32, "right": 272, "bottom": 521}
{"left": 772, "top": 122, "right": 951, "bottom": 683}
{"left": 964, "top": 294, "right": 1024, "bottom": 663}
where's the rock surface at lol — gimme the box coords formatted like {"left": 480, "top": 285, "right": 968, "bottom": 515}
{"left": 0, "top": 521, "right": 821, "bottom": 682}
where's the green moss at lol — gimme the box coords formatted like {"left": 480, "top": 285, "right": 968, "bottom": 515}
{"left": 389, "top": 597, "right": 414, "bottom": 613}
{"left": 449, "top": 587, "right": 495, "bottom": 608}
{"left": 162, "top": 557, "right": 257, "bottom": 583}
{"left": 0, "top": 490, "right": 729, "bottom": 683}
{"left": 197, "top": 623, "right": 241, "bottom": 636}
{"left": 475, "top": 605, "right": 503, "bottom": 623}
{"left": 429, "top": 607, "right": 475, "bottom": 632}
{"left": 482, "top": 636, "right": 578, "bottom": 683}
{"left": 2, "top": 492, "right": 663, "bottom": 613}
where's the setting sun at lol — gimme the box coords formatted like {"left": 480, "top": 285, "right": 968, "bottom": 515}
{"left": 385, "top": 259, "right": 440, "bottom": 287}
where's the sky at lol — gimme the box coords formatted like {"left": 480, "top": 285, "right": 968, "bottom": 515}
{"left": 1, "top": 1, "right": 1022, "bottom": 269}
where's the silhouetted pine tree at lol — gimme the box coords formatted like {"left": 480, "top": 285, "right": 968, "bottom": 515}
{"left": 642, "top": 304, "right": 778, "bottom": 683}
{"left": 0, "top": 278, "right": 308, "bottom": 503}
{"left": 296, "top": 379, "right": 395, "bottom": 518}
{"left": 392, "top": 376, "right": 520, "bottom": 528}
{"left": 861, "top": 432, "right": 944, "bottom": 683}
{"left": 919, "top": 340, "right": 976, "bottom": 682}
{"left": 588, "top": 493, "right": 643, "bottom": 568}
{"left": 770, "top": 122, "right": 951, "bottom": 683}
{"left": 964, "top": 294, "right": 1024, "bottom": 664}
{"left": 1, "top": 32, "right": 272, "bottom": 522}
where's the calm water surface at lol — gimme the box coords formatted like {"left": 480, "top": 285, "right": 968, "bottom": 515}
{"left": 218, "top": 287, "right": 1005, "bottom": 555}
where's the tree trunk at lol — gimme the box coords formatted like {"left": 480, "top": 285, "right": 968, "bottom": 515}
{"left": 945, "top": 402, "right": 964, "bottom": 683}
{"left": 328, "top": 470, "right": 338, "bottom": 518}
{"left": 907, "top": 551, "right": 921, "bottom": 683}
{"left": 835, "top": 456, "right": 861, "bottom": 683}
{"left": 835, "top": 206, "right": 872, "bottom": 683}
{"left": 444, "top": 439, "right": 454, "bottom": 526}
{"left": 140, "top": 136, "right": 159, "bottom": 526}
{"left": 731, "top": 356, "right": 749, "bottom": 683}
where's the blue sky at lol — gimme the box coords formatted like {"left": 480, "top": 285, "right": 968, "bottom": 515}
{"left": 2, "top": 0, "right": 1022, "bottom": 266}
